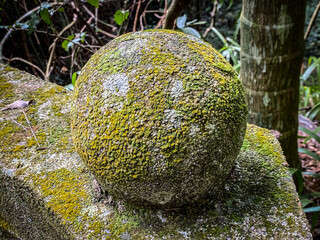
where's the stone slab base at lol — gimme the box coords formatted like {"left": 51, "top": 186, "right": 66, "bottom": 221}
{"left": 0, "top": 65, "right": 312, "bottom": 239}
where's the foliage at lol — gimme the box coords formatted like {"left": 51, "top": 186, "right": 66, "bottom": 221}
{"left": 62, "top": 33, "right": 86, "bottom": 52}
{"left": 114, "top": 10, "right": 129, "bottom": 26}
{"left": 290, "top": 123, "right": 320, "bottom": 231}
{"left": 0, "top": 1, "right": 166, "bottom": 85}
{"left": 300, "top": 57, "right": 320, "bottom": 120}
{"left": 295, "top": 55, "right": 320, "bottom": 232}
{"left": 210, "top": 26, "right": 240, "bottom": 73}
{"left": 87, "top": 0, "right": 99, "bottom": 9}
{"left": 176, "top": 14, "right": 203, "bottom": 38}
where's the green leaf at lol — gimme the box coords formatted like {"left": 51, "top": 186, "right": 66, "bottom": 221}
{"left": 87, "top": 0, "right": 99, "bottom": 8}
{"left": 300, "top": 198, "right": 313, "bottom": 208}
{"left": 301, "top": 61, "right": 317, "bottom": 82}
{"left": 40, "top": 8, "right": 52, "bottom": 25}
{"left": 26, "top": 13, "right": 40, "bottom": 34}
{"left": 298, "top": 126, "right": 320, "bottom": 144}
{"left": 307, "top": 102, "right": 320, "bottom": 120}
{"left": 79, "top": 32, "right": 86, "bottom": 42}
{"left": 310, "top": 192, "right": 320, "bottom": 197}
{"left": 298, "top": 148, "right": 320, "bottom": 162}
{"left": 304, "top": 206, "right": 320, "bottom": 213}
{"left": 62, "top": 35, "right": 75, "bottom": 51}
{"left": 289, "top": 168, "right": 298, "bottom": 175}
{"left": 72, "top": 72, "right": 78, "bottom": 86}
{"left": 39, "top": 2, "right": 52, "bottom": 26}
{"left": 177, "top": 14, "right": 187, "bottom": 29}
{"left": 302, "top": 171, "right": 320, "bottom": 179}
{"left": 181, "top": 27, "right": 201, "bottom": 38}
{"left": 226, "top": 0, "right": 233, "bottom": 10}
{"left": 64, "top": 83, "right": 74, "bottom": 91}
{"left": 114, "top": 10, "right": 129, "bottom": 26}
{"left": 211, "top": 27, "right": 227, "bottom": 45}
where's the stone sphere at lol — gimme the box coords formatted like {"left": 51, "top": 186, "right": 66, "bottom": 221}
{"left": 71, "top": 30, "right": 248, "bottom": 208}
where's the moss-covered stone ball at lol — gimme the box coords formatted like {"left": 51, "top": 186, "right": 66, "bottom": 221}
{"left": 71, "top": 30, "right": 248, "bottom": 208}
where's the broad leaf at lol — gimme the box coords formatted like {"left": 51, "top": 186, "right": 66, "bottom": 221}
{"left": 114, "top": 10, "right": 129, "bottom": 26}
{"left": 177, "top": 14, "right": 187, "bottom": 29}
{"left": 62, "top": 35, "right": 75, "bottom": 51}
{"left": 181, "top": 27, "right": 201, "bottom": 38}
{"left": 40, "top": 9, "right": 52, "bottom": 25}
{"left": 300, "top": 198, "right": 313, "bottom": 208}
{"left": 298, "top": 148, "right": 320, "bottom": 162}
{"left": 72, "top": 71, "right": 80, "bottom": 86}
{"left": 289, "top": 168, "right": 298, "bottom": 175}
{"left": 304, "top": 206, "right": 320, "bottom": 213}
{"left": 40, "top": 2, "right": 52, "bottom": 25}
{"left": 87, "top": 0, "right": 99, "bottom": 8}
{"left": 302, "top": 171, "right": 320, "bottom": 179}
{"left": 64, "top": 83, "right": 74, "bottom": 91}
{"left": 26, "top": 13, "right": 40, "bottom": 34}
{"left": 298, "top": 126, "right": 320, "bottom": 144}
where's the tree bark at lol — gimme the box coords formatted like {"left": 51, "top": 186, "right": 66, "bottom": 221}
{"left": 240, "top": 0, "right": 306, "bottom": 168}
{"left": 163, "top": 0, "right": 190, "bottom": 29}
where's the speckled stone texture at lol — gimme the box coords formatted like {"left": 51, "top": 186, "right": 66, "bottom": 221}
{"left": 0, "top": 62, "right": 312, "bottom": 239}
{"left": 71, "top": 30, "right": 248, "bottom": 208}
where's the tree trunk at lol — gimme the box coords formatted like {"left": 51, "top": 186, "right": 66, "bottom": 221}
{"left": 240, "top": 0, "right": 306, "bottom": 168}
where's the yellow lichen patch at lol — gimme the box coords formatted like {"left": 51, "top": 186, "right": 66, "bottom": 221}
{"left": 32, "top": 169, "right": 90, "bottom": 224}
{"left": 0, "top": 214, "right": 13, "bottom": 232}
{"left": 242, "top": 124, "right": 285, "bottom": 165}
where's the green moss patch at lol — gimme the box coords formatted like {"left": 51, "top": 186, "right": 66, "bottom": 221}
{"left": 71, "top": 30, "right": 248, "bottom": 207}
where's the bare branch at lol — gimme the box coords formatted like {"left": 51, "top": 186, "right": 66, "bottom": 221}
{"left": 45, "top": 19, "right": 77, "bottom": 81}
{"left": 203, "top": 0, "right": 219, "bottom": 38}
{"left": 163, "top": 0, "right": 190, "bottom": 29}
{"left": 304, "top": 2, "right": 320, "bottom": 41}
{"left": 6, "top": 57, "right": 46, "bottom": 79}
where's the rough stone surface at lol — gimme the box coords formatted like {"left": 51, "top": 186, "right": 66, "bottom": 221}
{"left": 71, "top": 30, "right": 248, "bottom": 208}
{"left": 0, "top": 63, "right": 312, "bottom": 239}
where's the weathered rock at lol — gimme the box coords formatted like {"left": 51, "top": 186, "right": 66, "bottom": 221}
{"left": 71, "top": 30, "right": 248, "bottom": 208}
{"left": 0, "top": 65, "right": 312, "bottom": 239}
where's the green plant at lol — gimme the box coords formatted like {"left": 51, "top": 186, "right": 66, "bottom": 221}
{"left": 291, "top": 124, "right": 320, "bottom": 232}
{"left": 176, "top": 14, "right": 206, "bottom": 38}
{"left": 114, "top": 10, "right": 129, "bottom": 26}
{"left": 300, "top": 57, "right": 320, "bottom": 120}
{"left": 210, "top": 27, "right": 241, "bottom": 73}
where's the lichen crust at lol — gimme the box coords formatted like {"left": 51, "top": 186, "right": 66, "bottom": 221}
{"left": 71, "top": 29, "right": 248, "bottom": 207}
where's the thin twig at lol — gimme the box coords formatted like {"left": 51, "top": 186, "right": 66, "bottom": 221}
{"left": 140, "top": 0, "right": 153, "bottom": 31}
{"left": 95, "top": 27, "right": 117, "bottom": 39}
{"left": 45, "top": 19, "right": 77, "bottom": 81}
{"left": 203, "top": 0, "right": 218, "bottom": 38}
{"left": 21, "top": 109, "right": 41, "bottom": 148}
{"left": 11, "top": 119, "right": 28, "bottom": 131}
{"left": 154, "top": 0, "right": 168, "bottom": 29}
{"left": 95, "top": 4, "right": 98, "bottom": 30}
{"left": 70, "top": 3, "right": 103, "bottom": 46}
{"left": 7, "top": 57, "right": 46, "bottom": 79}
{"left": 133, "top": 0, "right": 142, "bottom": 32}
{"left": 36, "top": 31, "right": 94, "bottom": 52}
{"left": 304, "top": 1, "right": 320, "bottom": 40}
